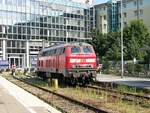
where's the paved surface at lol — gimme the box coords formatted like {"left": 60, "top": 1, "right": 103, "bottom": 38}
{"left": 96, "top": 74, "right": 150, "bottom": 90}
{"left": 0, "top": 76, "right": 61, "bottom": 113}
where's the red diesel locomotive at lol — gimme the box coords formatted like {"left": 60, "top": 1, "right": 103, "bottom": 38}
{"left": 36, "top": 42, "right": 97, "bottom": 85}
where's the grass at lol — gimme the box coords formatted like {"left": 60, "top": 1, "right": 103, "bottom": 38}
{"left": 55, "top": 86, "right": 150, "bottom": 113}
{"left": 116, "top": 84, "right": 146, "bottom": 96}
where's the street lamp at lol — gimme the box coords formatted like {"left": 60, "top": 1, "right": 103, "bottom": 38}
{"left": 121, "top": 0, "right": 124, "bottom": 78}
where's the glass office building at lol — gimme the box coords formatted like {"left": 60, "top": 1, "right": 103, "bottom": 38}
{"left": 0, "top": 0, "right": 92, "bottom": 68}
{"left": 107, "top": 0, "right": 120, "bottom": 32}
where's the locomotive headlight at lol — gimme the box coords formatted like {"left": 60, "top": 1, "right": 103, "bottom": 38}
{"left": 86, "top": 59, "right": 96, "bottom": 63}
{"left": 70, "top": 59, "right": 80, "bottom": 63}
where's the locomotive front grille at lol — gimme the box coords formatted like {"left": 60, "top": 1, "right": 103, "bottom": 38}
{"left": 67, "top": 69, "right": 96, "bottom": 74}
{"left": 72, "top": 64, "right": 94, "bottom": 69}
{"left": 67, "top": 69, "right": 97, "bottom": 78}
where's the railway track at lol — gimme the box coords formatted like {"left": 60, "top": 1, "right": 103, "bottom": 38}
{"left": 6, "top": 75, "right": 110, "bottom": 113}
{"left": 85, "top": 84, "right": 150, "bottom": 104}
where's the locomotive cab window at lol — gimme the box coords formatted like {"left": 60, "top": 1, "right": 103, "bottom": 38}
{"left": 56, "top": 47, "right": 65, "bottom": 55}
{"left": 83, "top": 46, "right": 93, "bottom": 53}
{"left": 71, "top": 46, "right": 80, "bottom": 54}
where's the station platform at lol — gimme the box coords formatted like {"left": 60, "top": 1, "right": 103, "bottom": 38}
{"left": 96, "top": 74, "right": 150, "bottom": 90}
{"left": 0, "top": 76, "right": 61, "bottom": 113}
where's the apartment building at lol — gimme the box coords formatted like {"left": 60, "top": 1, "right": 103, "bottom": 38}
{"left": 94, "top": 0, "right": 150, "bottom": 33}
{"left": 122, "top": 0, "right": 150, "bottom": 31}
{"left": 94, "top": 3, "right": 108, "bottom": 33}
{"left": 94, "top": 0, "right": 120, "bottom": 33}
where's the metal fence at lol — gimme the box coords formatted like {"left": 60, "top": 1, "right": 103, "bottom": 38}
{"left": 124, "top": 63, "right": 150, "bottom": 78}
{"left": 101, "top": 61, "right": 150, "bottom": 78}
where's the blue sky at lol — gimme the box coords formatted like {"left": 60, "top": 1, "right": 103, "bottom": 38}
{"left": 94, "top": 0, "right": 108, "bottom": 4}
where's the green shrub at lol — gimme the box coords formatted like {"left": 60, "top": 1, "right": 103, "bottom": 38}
{"left": 15, "top": 69, "right": 24, "bottom": 76}
{"left": 125, "top": 63, "right": 144, "bottom": 75}
{"left": 6, "top": 68, "right": 10, "bottom": 72}
{"left": 102, "top": 60, "right": 112, "bottom": 74}
{"left": 135, "top": 64, "right": 143, "bottom": 73}
{"left": 125, "top": 63, "right": 134, "bottom": 74}
{"left": 0, "top": 69, "right": 4, "bottom": 73}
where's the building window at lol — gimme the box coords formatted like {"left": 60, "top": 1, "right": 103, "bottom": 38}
{"left": 134, "top": 10, "right": 138, "bottom": 16}
{"left": 100, "top": 16, "right": 102, "bottom": 20}
{"left": 100, "top": 24, "right": 102, "bottom": 29}
{"left": 103, "top": 6, "right": 105, "bottom": 11}
{"left": 7, "top": 41, "right": 11, "bottom": 47}
{"left": 52, "top": 17, "right": 55, "bottom": 23}
{"left": 134, "top": 1, "right": 136, "bottom": 6}
{"left": 12, "top": 41, "right": 16, "bottom": 47}
{"left": 124, "top": 12, "right": 127, "bottom": 17}
{"left": 123, "top": 3, "right": 126, "bottom": 8}
{"left": 104, "top": 24, "right": 106, "bottom": 29}
{"left": 119, "top": 14, "right": 121, "bottom": 18}
{"left": 140, "top": 0, "right": 143, "bottom": 5}
{"left": 0, "top": 41, "right": 2, "bottom": 47}
{"left": 104, "top": 15, "right": 106, "bottom": 20}
{"left": 78, "top": 20, "right": 80, "bottom": 25}
{"left": 56, "top": 30, "right": 59, "bottom": 36}
{"left": 78, "top": 32, "right": 80, "bottom": 37}
{"left": 124, "top": 22, "right": 127, "bottom": 26}
{"left": 140, "top": 9, "right": 143, "bottom": 15}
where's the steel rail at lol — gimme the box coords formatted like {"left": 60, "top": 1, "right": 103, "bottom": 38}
{"left": 86, "top": 82, "right": 150, "bottom": 101}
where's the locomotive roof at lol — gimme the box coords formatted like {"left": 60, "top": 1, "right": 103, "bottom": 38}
{"left": 41, "top": 42, "right": 92, "bottom": 52}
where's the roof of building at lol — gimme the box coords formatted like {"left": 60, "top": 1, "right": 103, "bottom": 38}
{"left": 123, "top": 0, "right": 135, "bottom": 2}
{"left": 94, "top": 3, "right": 108, "bottom": 8}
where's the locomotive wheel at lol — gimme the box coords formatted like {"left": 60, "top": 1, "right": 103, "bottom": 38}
{"left": 78, "top": 76, "right": 86, "bottom": 86}
{"left": 81, "top": 78, "right": 86, "bottom": 86}
{"left": 85, "top": 76, "right": 90, "bottom": 84}
{"left": 70, "top": 76, "right": 77, "bottom": 86}
{"left": 64, "top": 77, "right": 71, "bottom": 86}
{"left": 42, "top": 73, "right": 47, "bottom": 81}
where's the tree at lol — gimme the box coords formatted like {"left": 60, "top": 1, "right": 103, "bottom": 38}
{"left": 89, "top": 19, "right": 150, "bottom": 63}
{"left": 105, "top": 32, "right": 121, "bottom": 61}
{"left": 123, "top": 19, "right": 150, "bottom": 60}
{"left": 89, "top": 29, "right": 108, "bottom": 60}
{"left": 89, "top": 30, "right": 122, "bottom": 62}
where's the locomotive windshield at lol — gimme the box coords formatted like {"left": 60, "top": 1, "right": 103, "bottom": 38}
{"left": 71, "top": 47, "right": 81, "bottom": 54}
{"left": 83, "top": 46, "right": 93, "bottom": 53}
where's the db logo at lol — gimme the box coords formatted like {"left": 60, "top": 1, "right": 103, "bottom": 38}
{"left": 81, "top": 59, "right": 86, "bottom": 62}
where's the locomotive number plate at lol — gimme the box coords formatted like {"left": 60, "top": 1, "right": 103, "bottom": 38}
{"left": 81, "top": 59, "right": 86, "bottom": 62}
